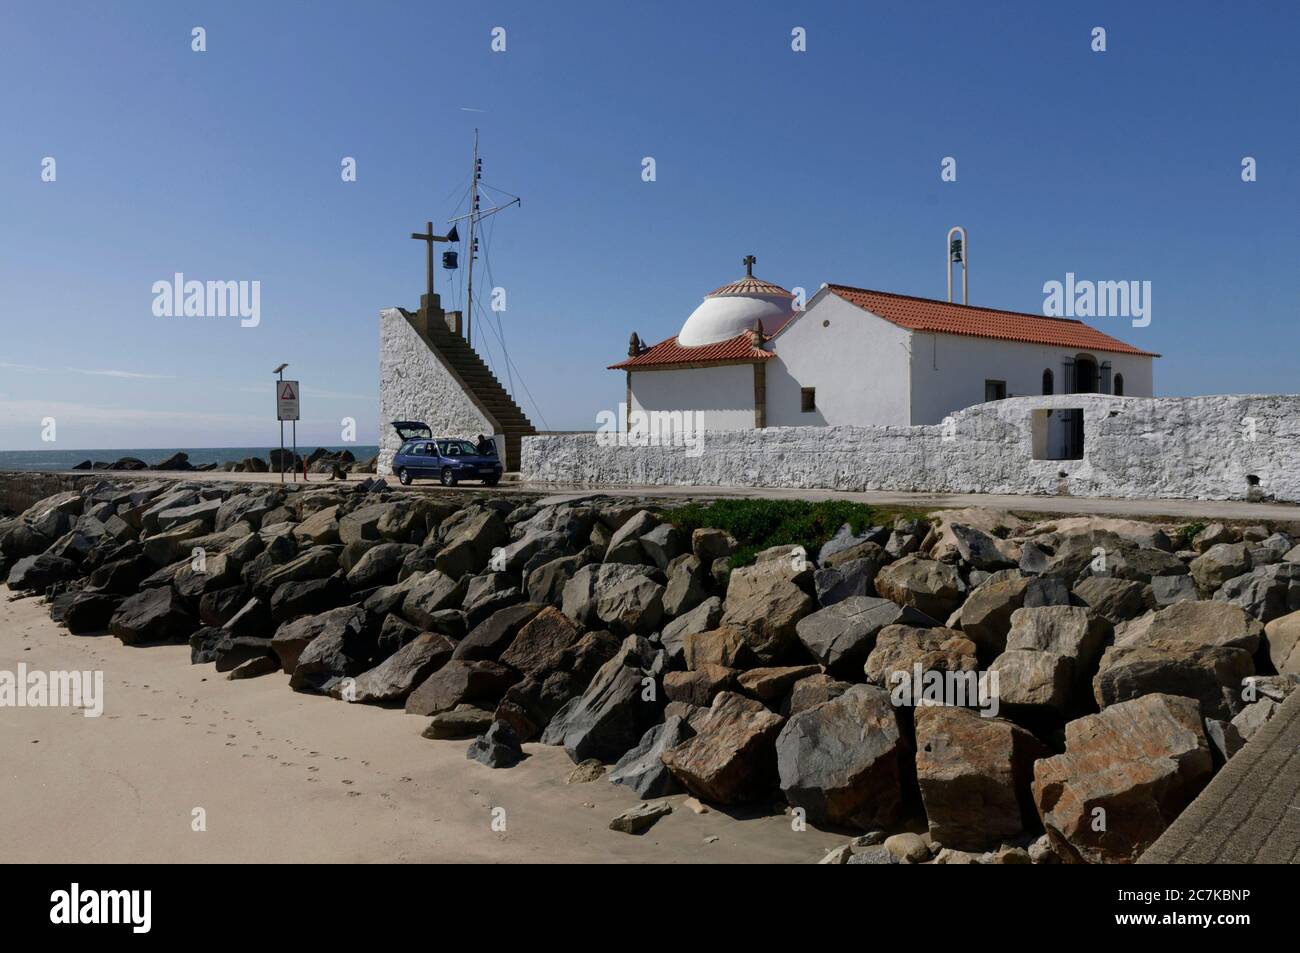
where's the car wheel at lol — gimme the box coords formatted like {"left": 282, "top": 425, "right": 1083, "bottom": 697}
{"left": 440, "top": 467, "right": 457, "bottom": 487}
{"left": 483, "top": 474, "right": 500, "bottom": 487}
{"left": 398, "top": 468, "right": 412, "bottom": 486}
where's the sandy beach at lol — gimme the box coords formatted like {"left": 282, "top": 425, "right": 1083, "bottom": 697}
{"left": 0, "top": 585, "right": 841, "bottom": 864}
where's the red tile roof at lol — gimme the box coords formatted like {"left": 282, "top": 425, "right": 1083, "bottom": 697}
{"left": 825, "top": 285, "right": 1160, "bottom": 357}
{"left": 609, "top": 332, "right": 773, "bottom": 370}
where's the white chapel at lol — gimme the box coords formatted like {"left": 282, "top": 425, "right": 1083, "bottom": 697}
{"left": 610, "top": 254, "right": 1157, "bottom": 459}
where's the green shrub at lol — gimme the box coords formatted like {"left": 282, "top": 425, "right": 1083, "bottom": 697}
{"left": 1173, "top": 521, "right": 1206, "bottom": 550}
{"left": 666, "top": 498, "right": 915, "bottom": 568}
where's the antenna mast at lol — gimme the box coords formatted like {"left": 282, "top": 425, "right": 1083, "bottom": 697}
{"left": 465, "top": 129, "right": 481, "bottom": 347}
{"left": 447, "top": 130, "right": 520, "bottom": 347}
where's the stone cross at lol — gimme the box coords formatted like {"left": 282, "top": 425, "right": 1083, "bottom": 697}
{"left": 743, "top": 254, "right": 757, "bottom": 277}
{"left": 410, "top": 221, "right": 454, "bottom": 308}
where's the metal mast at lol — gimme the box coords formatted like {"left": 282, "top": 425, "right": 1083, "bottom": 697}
{"left": 465, "top": 129, "right": 481, "bottom": 346}
{"left": 446, "top": 130, "right": 519, "bottom": 347}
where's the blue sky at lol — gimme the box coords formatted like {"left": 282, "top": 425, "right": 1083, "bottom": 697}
{"left": 1, "top": 0, "right": 1295, "bottom": 451}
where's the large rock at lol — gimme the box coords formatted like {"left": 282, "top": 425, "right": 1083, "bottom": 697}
{"left": 1264, "top": 610, "right": 1300, "bottom": 676}
{"left": 496, "top": 605, "right": 581, "bottom": 674}
{"left": 796, "top": 596, "right": 932, "bottom": 678}
{"left": 874, "top": 556, "right": 966, "bottom": 621}
{"left": 253, "top": 546, "right": 340, "bottom": 597}
{"left": 1189, "top": 542, "right": 1253, "bottom": 593}
{"left": 946, "top": 523, "right": 1017, "bottom": 570}
{"left": 109, "top": 587, "right": 195, "bottom": 645}
{"left": 549, "top": 635, "right": 661, "bottom": 763}
{"left": 294, "top": 505, "right": 340, "bottom": 545}
{"left": 785, "top": 673, "right": 851, "bottom": 716}
{"left": 460, "top": 573, "right": 524, "bottom": 627}
{"left": 602, "top": 509, "right": 659, "bottom": 564}
{"left": 288, "top": 606, "right": 374, "bottom": 692}
{"left": 142, "top": 519, "right": 209, "bottom": 566}
{"left": 607, "top": 715, "right": 692, "bottom": 798}
{"left": 63, "top": 592, "right": 123, "bottom": 634}
{"left": 561, "top": 563, "right": 664, "bottom": 635}
{"left": 435, "top": 508, "right": 509, "bottom": 578}
{"left": 775, "top": 684, "right": 907, "bottom": 827}
{"left": 333, "top": 632, "right": 455, "bottom": 703}
{"left": 714, "top": 563, "right": 814, "bottom": 664}
{"left": 466, "top": 720, "right": 524, "bottom": 769}
{"left": 915, "top": 705, "right": 1049, "bottom": 851}
{"left": 271, "top": 604, "right": 366, "bottom": 676}
{"left": 592, "top": 565, "right": 664, "bottom": 634}
{"left": 337, "top": 502, "right": 391, "bottom": 546}
{"left": 525, "top": 551, "right": 587, "bottom": 605}
{"left": 692, "top": 527, "right": 738, "bottom": 564}
{"left": 661, "top": 553, "right": 708, "bottom": 618}
{"left": 497, "top": 630, "right": 622, "bottom": 742}
{"left": 6, "top": 553, "right": 77, "bottom": 591}
{"left": 813, "top": 558, "right": 879, "bottom": 606}
{"left": 662, "top": 691, "right": 785, "bottom": 805}
{"left": 663, "top": 665, "right": 738, "bottom": 706}
{"left": 956, "top": 575, "right": 1029, "bottom": 659}
{"left": 736, "top": 664, "right": 821, "bottom": 704}
{"left": 1032, "top": 693, "right": 1212, "bottom": 863}
{"left": 1214, "top": 562, "right": 1300, "bottom": 622}
{"left": 345, "top": 542, "right": 416, "bottom": 589}
{"left": 1093, "top": 601, "right": 1262, "bottom": 719}
{"left": 153, "top": 498, "right": 223, "bottom": 532}
{"left": 999, "top": 605, "right": 1111, "bottom": 707}
{"left": 453, "top": 602, "right": 545, "bottom": 663}
{"left": 401, "top": 571, "right": 469, "bottom": 629}
{"left": 988, "top": 649, "right": 1074, "bottom": 714}
{"left": 863, "top": 624, "right": 978, "bottom": 686}
{"left": 683, "top": 626, "right": 756, "bottom": 670}
{"left": 404, "top": 659, "right": 518, "bottom": 716}
{"left": 660, "top": 596, "right": 723, "bottom": 667}
{"left": 269, "top": 575, "right": 351, "bottom": 623}
{"left": 1066, "top": 572, "right": 1149, "bottom": 624}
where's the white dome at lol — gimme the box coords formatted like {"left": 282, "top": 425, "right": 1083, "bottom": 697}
{"left": 676, "top": 276, "right": 795, "bottom": 348}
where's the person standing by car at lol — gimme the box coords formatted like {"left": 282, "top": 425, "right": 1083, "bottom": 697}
{"left": 475, "top": 434, "right": 497, "bottom": 457}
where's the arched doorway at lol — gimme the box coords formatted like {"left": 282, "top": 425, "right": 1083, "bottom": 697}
{"left": 1061, "top": 354, "right": 1099, "bottom": 459}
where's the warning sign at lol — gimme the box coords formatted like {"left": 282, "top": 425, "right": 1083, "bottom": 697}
{"left": 277, "top": 380, "right": 300, "bottom": 421}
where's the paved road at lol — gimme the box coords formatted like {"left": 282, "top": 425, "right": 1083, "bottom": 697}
{"left": 24, "top": 468, "right": 1300, "bottom": 524}
{"left": 1140, "top": 689, "right": 1300, "bottom": 864}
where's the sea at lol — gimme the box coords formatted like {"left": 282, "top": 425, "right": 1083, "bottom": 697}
{"left": 0, "top": 446, "right": 380, "bottom": 472}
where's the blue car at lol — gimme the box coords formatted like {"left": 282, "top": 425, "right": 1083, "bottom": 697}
{"left": 390, "top": 421, "right": 503, "bottom": 487}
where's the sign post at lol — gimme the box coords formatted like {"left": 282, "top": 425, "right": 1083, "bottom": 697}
{"left": 276, "top": 377, "right": 300, "bottom": 484}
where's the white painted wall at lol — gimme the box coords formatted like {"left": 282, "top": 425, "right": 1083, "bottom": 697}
{"left": 908, "top": 331, "right": 1154, "bottom": 425}
{"left": 377, "top": 307, "right": 494, "bottom": 475}
{"left": 767, "top": 292, "right": 914, "bottom": 427}
{"left": 630, "top": 363, "right": 756, "bottom": 431}
{"left": 522, "top": 394, "right": 1300, "bottom": 504}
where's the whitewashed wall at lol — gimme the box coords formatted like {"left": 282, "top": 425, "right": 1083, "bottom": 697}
{"left": 630, "top": 363, "right": 756, "bottom": 431}
{"left": 767, "top": 293, "right": 913, "bottom": 427}
{"left": 377, "top": 307, "right": 494, "bottom": 475}
{"left": 521, "top": 394, "right": 1300, "bottom": 503}
{"left": 908, "top": 332, "right": 1154, "bottom": 425}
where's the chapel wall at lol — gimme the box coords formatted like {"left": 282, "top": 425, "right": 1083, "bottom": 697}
{"left": 520, "top": 393, "right": 1300, "bottom": 503}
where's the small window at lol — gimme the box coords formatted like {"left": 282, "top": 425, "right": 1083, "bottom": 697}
{"left": 1113, "top": 373, "right": 1124, "bottom": 396}
{"left": 984, "top": 380, "right": 1007, "bottom": 402}
{"left": 801, "top": 387, "right": 816, "bottom": 412}
{"left": 1042, "top": 369, "right": 1054, "bottom": 395}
